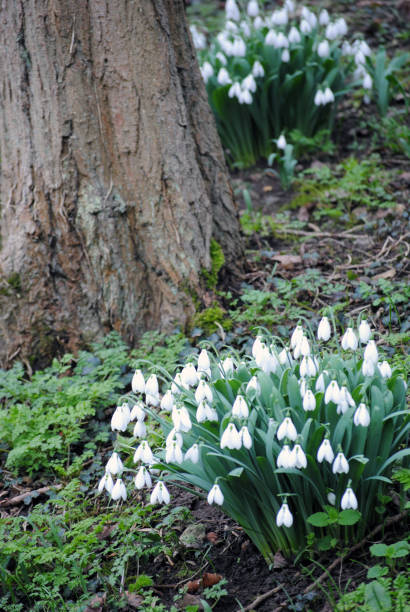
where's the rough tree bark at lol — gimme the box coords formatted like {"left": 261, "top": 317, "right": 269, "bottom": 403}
{"left": 0, "top": 0, "right": 242, "bottom": 365}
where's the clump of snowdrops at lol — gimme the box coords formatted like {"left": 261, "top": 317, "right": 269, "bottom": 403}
{"left": 191, "top": 0, "right": 375, "bottom": 166}
{"left": 98, "top": 316, "right": 409, "bottom": 562}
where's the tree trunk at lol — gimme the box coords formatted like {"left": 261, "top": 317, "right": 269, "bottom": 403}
{"left": 0, "top": 0, "right": 242, "bottom": 366}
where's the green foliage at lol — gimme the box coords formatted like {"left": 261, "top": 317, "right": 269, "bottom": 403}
{"left": 366, "top": 49, "right": 409, "bottom": 117}
{"left": 289, "top": 128, "right": 335, "bottom": 157}
{"left": 202, "top": 239, "right": 226, "bottom": 290}
{"left": 131, "top": 330, "right": 190, "bottom": 376}
{"left": 193, "top": 304, "right": 232, "bottom": 335}
{"left": 0, "top": 333, "right": 129, "bottom": 475}
{"left": 267, "top": 142, "right": 298, "bottom": 190}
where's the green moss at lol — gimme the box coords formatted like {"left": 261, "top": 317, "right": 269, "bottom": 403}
{"left": 202, "top": 239, "right": 225, "bottom": 290}
{"left": 7, "top": 273, "right": 22, "bottom": 293}
{"left": 193, "top": 304, "right": 232, "bottom": 334}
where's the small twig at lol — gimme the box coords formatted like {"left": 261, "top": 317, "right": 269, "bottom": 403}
{"left": 0, "top": 484, "right": 62, "bottom": 506}
{"left": 236, "top": 583, "right": 285, "bottom": 612}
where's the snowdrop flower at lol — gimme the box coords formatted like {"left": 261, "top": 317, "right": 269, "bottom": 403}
{"left": 254, "top": 16, "right": 264, "bottom": 29}
{"left": 332, "top": 452, "right": 349, "bottom": 474}
{"left": 317, "top": 40, "right": 330, "bottom": 58}
{"left": 336, "top": 18, "right": 348, "bottom": 36}
{"left": 284, "top": 0, "right": 294, "bottom": 12}
{"left": 228, "top": 81, "right": 242, "bottom": 100}
{"left": 277, "top": 134, "right": 287, "bottom": 150}
{"left": 277, "top": 417, "right": 298, "bottom": 441}
{"left": 315, "top": 371, "right": 326, "bottom": 393}
{"left": 252, "top": 335, "right": 264, "bottom": 359}
{"left": 240, "top": 426, "right": 253, "bottom": 449}
{"left": 362, "top": 358, "right": 375, "bottom": 377}
{"left": 355, "top": 50, "right": 366, "bottom": 65}
{"left": 134, "top": 441, "right": 154, "bottom": 464}
{"left": 238, "top": 88, "right": 253, "bottom": 104}
{"left": 232, "top": 37, "right": 246, "bottom": 57}
{"left": 172, "top": 407, "right": 192, "bottom": 432}
{"left": 132, "top": 369, "right": 145, "bottom": 394}
{"left": 195, "top": 379, "right": 213, "bottom": 404}
{"left": 198, "top": 349, "right": 211, "bottom": 377}
{"left": 221, "top": 423, "right": 242, "bottom": 450}
{"left": 130, "top": 402, "right": 145, "bottom": 421}
{"left": 111, "top": 478, "right": 127, "bottom": 501}
{"left": 378, "top": 361, "right": 392, "bottom": 379}
{"left": 217, "top": 67, "right": 232, "bottom": 86}
{"left": 232, "top": 395, "right": 249, "bottom": 419}
{"left": 325, "top": 380, "right": 340, "bottom": 405}
{"left": 111, "top": 403, "right": 131, "bottom": 432}
{"left": 247, "top": 0, "right": 259, "bottom": 17}
{"left": 363, "top": 73, "right": 372, "bottom": 90}
{"left": 314, "top": 89, "right": 325, "bottom": 106}
{"left": 299, "top": 377, "right": 308, "bottom": 398}
{"left": 294, "top": 335, "right": 310, "bottom": 359}
{"left": 166, "top": 428, "right": 183, "bottom": 449}
{"left": 207, "top": 483, "right": 224, "bottom": 505}
{"left": 216, "top": 51, "right": 227, "bottom": 65}
{"left": 181, "top": 363, "right": 199, "bottom": 387}
{"left": 246, "top": 375, "right": 261, "bottom": 394}
{"left": 185, "top": 444, "right": 200, "bottom": 464}
{"left": 276, "top": 32, "right": 289, "bottom": 49}
{"left": 135, "top": 466, "right": 152, "bottom": 490}
{"left": 222, "top": 356, "right": 235, "bottom": 376}
{"left": 326, "top": 23, "right": 338, "bottom": 40}
{"left": 196, "top": 400, "right": 217, "bottom": 423}
{"left": 240, "top": 20, "right": 251, "bottom": 37}
{"left": 276, "top": 503, "right": 293, "bottom": 527}
{"left": 292, "top": 444, "right": 307, "bottom": 469}
{"left": 171, "top": 372, "right": 184, "bottom": 394}
{"left": 226, "top": 0, "right": 240, "bottom": 21}
{"left": 106, "top": 452, "right": 123, "bottom": 475}
{"left": 353, "top": 403, "right": 370, "bottom": 427}
{"left": 98, "top": 472, "right": 113, "bottom": 494}
{"left": 200, "top": 61, "right": 214, "bottom": 83}
{"left": 327, "top": 491, "right": 336, "bottom": 505}
{"left": 279, "top": 346, "right": 293, "bottom": 366}
{"left": 342, "top": 327, "right": 358, "bottom": 351}
{"left": 166, "top": 440, "right": 183, "bottom": 464}
{"left": 265, "top": 30, "right": 278, "bottom": 46}
{"left": 252, "top": 60, "right": 265, "bottom": 78}
{"left": 300, "top": 355, "right": 317, "bottom": 378}
{"left": 364, "top": 340, "right": 378, "bottom": 364}
{"left": 146, "top": 374, "right": 160, "bottom": 406}
{"left": 226, "top": 19, "right": 239, "bottom": 33}
{"left": 342, "top": 40, "right": 353, "bottom": 56}
{"left": 337, "top": 386, "right": 355, "bottom": 415}
{"left": 277, "top": 444, "right": 296, "bottom": 468}
{"left": 317, "top": 438, "right": 334, "bottom": 463}
{"left": 341, "top": 486, "right": 358, "bottom": 510}
{"left": 319, "top": 9, "right": 330, "bottom": 26}
{"left": 302, "top": 7, "right": 317, "bottom": 28}
{"left": 190, "top": 25, "right": 206, "bottom": 50}
{"left": 160, "top": 390, "right": 174, "bottom": 412}
{"left": 303, "top": 389, "right": 316, "bottom": 412}
{"left": 255, "top": 345, "right": 278, "bottom": 373}
{"left": 133, "top": 419, "right": 147, "bottom": 438}
{"left": 243, "top": 73, "right": 257, "bottom": 93}
{"left": 290, "top": 325, "right": 304, "bottom": 349}
{"left": 318, "top": 316, "right": 331, "bottom": 341}
{"left": 324, "top": 87, "right": 335, "bottom": 104}
{"left": 300, "top": 19, "right": 312, "bottom": 35}
{"left": 272, "top": 8, "right": 288, "bottom": 26}
{"left": 282, "top": 49, "right": 290, "bottom": 62}
{"left": 288, "top": 26, "right": 301, "bottom": 44}
{"left": 150, "top": 481, "right": 170, "bottom": 505}
{"left": 358, "top": 319, "right": 371, "bottom": 343}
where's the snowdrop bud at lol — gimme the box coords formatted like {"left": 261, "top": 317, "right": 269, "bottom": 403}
{"left": 279, "top": 347, "right": 293, "bottom": 366}
{"left": 243, "top": 73, "right": 257, "bottom": 93}
{"left": 364, "top": 340, "right": 378, "bottom": 364}
{"left": 327, "top": 492, "right": 336, "bottom": 505}
{"left": 217, "top": 67, "right": 232, "bottom": 86}
{"left": 216, "top": 51, "right": 227, "bottom": 66}
{"left": 111, "top": 478, "right": 127, "bottom": 501}
{"left": 290, "top": 325, "right": 304, "bottom": 349}
{"left": 277, "top": 444, "right": 296, "bottom": 468}
{"left": 325, "top": 380, "right": 340, "bottom": 405}
{"left": 166, "top": 440, "right": 183, "bottom": 464}
{"left": 181, "top": 363, "right": 199, "bottom": 387}
{"left": 185, "top": 444, "right": 200, "bottom": 464}
{"left": 171, "top": 372, "right": 183, "bottom": 394}
{"left": 378, "top": 361, "right": 392, "bottom": 379}
{"left": 207, "top": 483, "right": 224, "bottom": 505}
{"left": 133, "top": 419, "right": 147, "bottom": 438}
{"left": 323, "top": 87, "right": 335, "bottom": 104}
{"left": 130, "top": 402, "right": 145, "bottom": 421}
{"left": 332, "top": 452, "right": 349, "bottom": 474}
{"left": 362, "top": 358, "right": 375, "bottom": 377}
{"left": 195, "top": 379, "right": 213, "bottom": 404}
{"left": 134, "top": 440, "right": 154, "bottom": 464}
{"left": 299, "top": 377, "right": 308, "bottom": 398}
{"left": 303, "top": 389, "right": 316, "bottom": 412}
{"left": 253, "top": 15, "right": 263, "bottom": 29}
{"left": 281, "top": 49, "right": 290, "bottom": 62}
{"left": 317, "top": 438, "right": 334, "bottom": 463}
{"left": 222, "top": 356, "right": 235, "bottom": 376}
{"left": 315, "top": 371, "right": 326, "bottom": 393}
{"left": 265, "top": 29, "right": 277, "bottom": 46}
{"left": 132, "top": 369, "right": 145, "bottom": 394}
{"left": 166, "top": 428, "right": 183, "bottom": 449}
{"left": 277, "top": 417, "right": 298, "bottom": 441}
{"left": 246, "top": 375, "right": 261, "bottom": 395}
{"left": 342, "top": 328, "right": 358, "bottom": 351}
{"left": 226, "top": 0, "right": 240, "bottom": 21}
{"left": 272, "top": 8, "right": 288, "bottom": 26}
{"left": 200, "top": 61, "right": 214, "bottom": 83}
{"left": 252, "top": 60, "right": 265, "bottom": 78}
{"left": 277, "top": 134, "right": 287, "bottom": 150}
{"left": 353, "top": 403, "right": 370, "bottom": 427}
{"left": 106, "top": 452, "right": 123, "bottom": 475}
{"left": 363, "top": 73, "right": 372, "bottom": 90}
{"left": 318, "top": 316, "right": 331, "bottom": 341}
{"left": 302, "top": 7, "right": 317, "bottom": 28}
{"left": 288, "top": 26, "right": 301, "bottom": 44}
{"left": 111, "top": 403, "right": 131, "bottom": 432}
{"left": 232, "top": 395, "right": 249, "bottom": 418}
{"left": 247, "top": 0, "right": 259, "bottom": 17}
{"left": 319, "top": 9, "right": 330, "bottom": 26}
{"left": 145, "top": 373, "right": 159, "bottom": 397}
{"left": 221, "top": 423, "right": 242, "bottom": 449}
{"left": 172, "top": 407, "right": 192, "bottom": 432}
{"left": 150, "top": 481, "right": 170, "bottom": 505}
{"left": 300, "top": 19, "right": 312, "bottom": 34}
{"left": 292, "top": 444, "right": 307, "bottom": 469}
{"left": 160, "top": 390, "right": 174, "bottom": 412}
{"left": 317, "top": 40, "right": 330, "bottom": 58}
{"left": 358, "top": 319, "right": 371, "bottom": 343}
{"left": 276, "top": 502, "right": 293, "bottom": 527}
{"left": 135, "top": 466, "right": 152, "bottom": 490}
{"left": 98, "top": 472, "right": 113, "bottom": 494}
{"left": 252, "top": 335, "right": 264, "bottom": 358}
{"left": 341, "top": 486, "right": 358, "bottom": 510}
{"left": 197, "top": 350, "right": 211, "bottom": 376}
{"left": 240, "top": 426, "right": 253, "bottom": 449}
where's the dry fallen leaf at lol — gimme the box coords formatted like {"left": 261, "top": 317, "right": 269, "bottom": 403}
{"left": 373, "top": 268, "right": 396, "bottom": 281}
{"left": 84, "top": 593, "right": 106, "bottom": 612}
{"left": 202, "top": 572, "right": 223, "bottom": 588}
{"left": 272, "top": 254, "right": 302, "bottom": 269}
{"left": 187, "top": 579, "right": 201, "bottom": 593}
{"left": 206, "top": 531, "right": 218, "bottom": 544}
{"left": 273, "top": 551, "right": 288, "bottom": 569}
{"left": 124, "top": 591, "right": 144, "bottom": 609}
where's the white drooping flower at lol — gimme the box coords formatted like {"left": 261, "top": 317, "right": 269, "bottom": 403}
{"left": 281, "top": 49, "right": 290, "bottom": 62}
{"left": 325, "top": 380, "right": 340, "bottom": 404}
{"left": 145, "top": 374, "right": 160, "bottom": 406}
{"left": 172, "top": 407, "right": 192, "bottom": 432}
{"left": 111, "top": 478, "right": 127, "bottom": 501}
{"left": 364, "top": 340, "right": 378, "bottom": 364}
{"left": 292, "top": 444, "right": 307, "bottom": 469}
{"left": 353, "top": 403, "right": 370, "bottom": 427}
{"left": 190, "top": 24, "right": 206, "bottom": 50}
{"left": 288, "top": 26, "right": 301, "bottom": 44}
{"left": 300, "top": 19, "right": 312, "bottom": 34}
{"left": 336, "top": 386, "right": 355, "bottom": 415}
{"left": 242, "top": 73, "right": 257, "bottom": 93}
{"left": 277, "top": 444, "right": 296, "bottom": 468}
{"left": 246, "top": 375, "right": 261, "bottom": 395}
{"left": 98, "top": 472, "right": 114, "bottom": 494}
{"left": 300, "top": 355, "right": 317, "bottom": 377}
{"left": 166, "top": 427, "right": 183, "bottom": 449}
{"left": 134, "top": 441, "right": 154, "bottom": 464}
{"left": 252, "top": 335, "right": 264, "bottom": 359}
{"left": 240, "top": 426, "right": 252, "bottom": 449}
{"left": 195, "top": 379, "right": 213, "bottom": 404}
{"left": 185, "top": 443, "right": 200, "bottom": 464}
{"left": 342, "top": 327, "right": 358, "bottom": 351}
{"left": 216, "top": 51, "right": 227, "bottom": 66}
{"left": 221, "top": 423, "right": 242, "bottom": 450}
{"left": 290, "top": 325, "right": 304, "bottom": 349}
{"left": 217, "top": 67, "right": 232, "bottom": 86}
{"left": 317, "top": 40, "right": 330, "bottom": 58}
{"left": 332, "top": 452, "right": 349, "bottom": 474}
{"left": 256, "top": 345, "right": 279, "bottom": 374}
{"left": 319, "top": 9, "right": 330, "bottom": 26}
{"left": 378, "top": 361, "right": 392, "bottom": 379}
{"left": 207, "top": 483, "right": 224, "bottom": 505}
{"left": 317, "top": 316, "right": 331, "bottom": 341}
{"left": 197, "top": 349, "right": 211, "bottom": 377}
{"left": 222, "top": 356, "right": 235, "bottom": 376}
{"left": 171, "top": 372, "right": 184, "bottom": 394}
{"left": 323, "top": 87, "right": 335, "bottom": 104}
{"left": 150, "top": 481, "right": 170, "bottom": 505}
{"left": 181, "top": 363, "right": 199, "bottom": 388}
{"left": 358, "top": 319, "right": 371, "bottom": 344}
{"left": 299, "top": 377, "right": 308, "bottom": 398}
{"left": 276, "top": 502, "right": 293, "bottom": 527}
{"left": 253, "top": 15, "right": 264, "bottom": 29}
{"left": 341, "top": 486, "right": 358, "bottom": 510}
{"left": 130, "top": 402, "right": 145, "bottom": 421}
{"left": 131, "top": 369, "right": 145, "bottom": 394}
{"left": 231, "top": 37, "right": 246, "bottom": 57}
{"left": 362, "top": 358, "right": 375, "bottom": 377}
{"left": 232, "top": 395, "right": 249, "bottom": 419}
{"left": 106, "top": 452, "right": 123, "bottom": 475}
{"left": 160, "top": 390, "right": 174, "bottom": 412}
{"left": 315, "top": 371, "right": 326, "bottom": 393}
{"left": 279, "top": 346, "right": 293, "bottom": 366}
{"left": 302, "top": 6, "right": 317, "bottom": 28}
{"left": 294, "top": 335, "right": 310, "bottom": 359}
{"left": 111, "top": 403, "right": 131, "bottom": 432}
{"left": 252, "top": 60, "right": 265, "bottom": 78}
{"left": 201, "top": 62, "right": 214, "bottom": 83}
{"left": 317, "top": 438, "right": 334, "bottom": 463}
{"left": 303, "top": 389, "right": 316, "bottom": 412}
{"left": 166, "top": 440, "right": 183, "bottom": 464}
{"left": 225, "top": 0, "right": 240, "bottom": 21}
{"left": 135, "top": 466, "right": 152, "bottom": 490}
{"left": 247, "top": 0, "right": 259, "bottom": 17}
{"left": 327, "top": 491, "right": 336, "bottom": 505}
{"left": 133, "top": 419, "right": 147, "bottom": 438}
{"left": 196, "top": 400, "right": 218, "bottom": 423}
{"left": 277, "top": 134, "right": 287, "bottom": 150}
{"left": 271, "top": 8, "right": 288, "bottom": 26}
{"left": 265, "top": 29, "right": 278, "bottom": 46}
{"left": 363, "top": 73, "right": 372, "bottom": 90}
{"left": 238, "top": 87, "right": 253, "bottom": 104}
{"left": 277, "top": 417, "right": 298, "bottom": 442}
{"left": 314, "top": 89, "right": 325, "bottom": 106}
